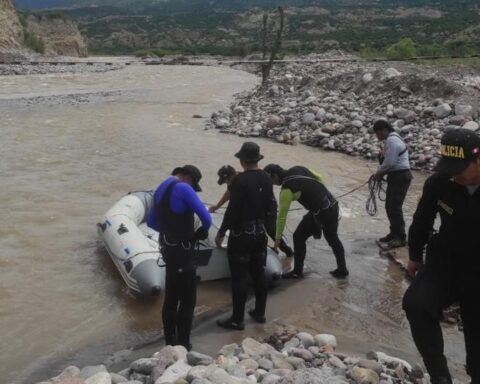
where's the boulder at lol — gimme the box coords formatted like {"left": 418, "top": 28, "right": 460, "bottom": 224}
{"left": 463, "top": 121, "right": 479, "bottom": 131}
{"left": 434, "top": 104, "right": 452, "bottom": 119}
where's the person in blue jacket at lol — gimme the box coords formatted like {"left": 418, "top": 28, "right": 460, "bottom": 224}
{"left": 147, "top": 164, "right": 211, "bottom": 351}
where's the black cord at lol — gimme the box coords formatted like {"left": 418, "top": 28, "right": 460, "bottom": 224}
{"left": 366, "top": 175, "right": 386, "bottom": 216}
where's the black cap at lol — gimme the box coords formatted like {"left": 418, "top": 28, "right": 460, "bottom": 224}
{"left": 434, "top": 128, "right": 480, "bottom": 176}
{"left": 235, "top": 142, "right": 264, "bottom": 162}
{"left": 217, "top": 165, "right": 236, "bottom": 185}
{"left": 171, "top": 164, "right": 202, "bottom": 192}
{"left": 264, "top": 163, "right": 284, "bottom": 178}
{"left": 373, "top": 119, "right": 394, "bottom": 132}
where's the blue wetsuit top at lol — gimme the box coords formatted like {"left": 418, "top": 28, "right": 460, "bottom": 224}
{"left": 147, "top": 176, "right": 211, "bottom": 233}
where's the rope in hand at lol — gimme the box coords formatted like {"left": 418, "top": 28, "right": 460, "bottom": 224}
{"left": 366, "top": 175, "right": 387, "bottom": 216}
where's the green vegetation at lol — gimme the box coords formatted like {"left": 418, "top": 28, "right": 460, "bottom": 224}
{"left": 386, "top": 38, "right": 416, "bottom": 60}
{"left": 48, "top": 1, "right": 480, "bottom": 59}
{"left": 23, "top": 30, "right": 45, "bottom": 54}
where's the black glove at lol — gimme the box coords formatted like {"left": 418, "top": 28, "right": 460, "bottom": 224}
{"left": 194, "top": 227, "right": 209, "bottom": 241}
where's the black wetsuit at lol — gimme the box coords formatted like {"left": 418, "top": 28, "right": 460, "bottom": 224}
{"left": 403, "top": 173, "right": 480, "bottom": 384}
{"left": 281, "top": 166, "right": 347, "bottom": 274}
{"left": 218, "top": 169, "right": 273, "bottom": 323}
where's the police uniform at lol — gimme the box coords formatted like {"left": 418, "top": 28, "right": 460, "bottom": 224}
{"left": 403, "top": 129, "right": 480, "bottom": 384}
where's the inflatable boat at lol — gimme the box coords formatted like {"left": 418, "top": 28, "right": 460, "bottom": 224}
{"left": 97, "top": 191, "right": 283, "bottom": 297}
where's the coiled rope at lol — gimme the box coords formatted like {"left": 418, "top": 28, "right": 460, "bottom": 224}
{"left": 366, "top": 175, "right": 387, "bottom": 216}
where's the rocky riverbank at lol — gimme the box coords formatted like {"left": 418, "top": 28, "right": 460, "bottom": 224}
{"left": 36, "top": 329, "right": 427, "bottom": 384}
{"left": 209, "top": 53, "right": 480, "bottom": 171}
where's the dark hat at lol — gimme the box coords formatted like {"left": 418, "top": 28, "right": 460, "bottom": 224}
{"left": 264, "top": 163, "right": 284, "bottom": 178}
{"left": 171, "top": 164, "right": 202, "bottom": 192}
{"left": 235, "top": 142, "right": 264, "bottom": 162}
{"left": 373, "top": 119, "right": 394, "bottom": 132}
{"left": 434, "top": 128, "right": 480, "bottom": 176}
{"left": 217, "top": 165, "right": 236, "bottom": 185}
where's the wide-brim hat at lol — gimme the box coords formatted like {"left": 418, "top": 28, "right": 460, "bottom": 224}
{"left": 234, "top": 142, "right": 264, "bottom": 162}
{"left": 433, "top": 128, "right": 480, "bottom": 176}
{"left": 172, "top": 164, "right": 202, "bottom": 192}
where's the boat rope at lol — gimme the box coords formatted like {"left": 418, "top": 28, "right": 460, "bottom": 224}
{"left": 366, "top": 175, "right": 387, "bottom": 217}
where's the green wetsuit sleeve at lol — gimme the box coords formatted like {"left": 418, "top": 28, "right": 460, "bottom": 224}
{"left": 309, "top": 169, "right": 324, "bottom": 184}
{"left": 276, "top": 188, "right": 294, "bottom": 240}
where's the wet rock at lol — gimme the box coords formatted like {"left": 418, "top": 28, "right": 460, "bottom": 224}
{"left": 262, "top": 374, "right": 282, "bottom": 384}
{"left": 357, "top": 360, "right": 383, "bottom": 374}
{"left": 351, "top": 367, "right": 379, "bottom": 384}
{"left": 314, "top": 334, "right": 337, "bottom": 349}
{"left": 218, "top": 343, "right": 239, "bottom": 357}
{"left": 329, "top": 355, "right": 347, "bottom": 370}
{"left": 302, "top": 113, "right": 316, "bottom": 125}
{"left": 296, "top": 332, "right": 315, "bottom": 348}
{"left": 463, "top": 121, "right": 479, "bottom": 131}
{"left": 385, "top": 68, "right": 401, "bottom": 79}
{"left": 283, "top": 337, "right": 300, "bottom": 350}
{"left": 187, "top": 351, "right": 214, "bottom": 366}
{"left": 80, "top": 366, "right": 108, "bottom": 380}
{"left": 285, "top": 356, "right": 306, "bottom": 370}
{"left": 279, "top": 367, "right": 336, "bottom": 383}
{"left": 109, "top": 373, "right": 128, "bottom": 384}
{"left": 242, "top": 338, "right": 275, "bottom": 357}
{"left": 291, "top": 348, "right": 314, "bottom": 362}
{"left": 238, "top": 358, "right": 258, "bottom": 370}
{"left": 449, "top": 115, "right": 467, "bottom": 126}
{"left": 434, "top": 103, "right": 452, "bottom": 119}
{"left": 362, "top": 73, "right": 373, "bottom": 84}
{"left": 130, "top": 358, "right": 159, "bottom": 375}
{"left": 84, "top": 372, "right": 111, "bottom": 384}
{"left": 455, "top": 104, "right": 473, "bottom": 117}
{"left": 155, "top": 360, "right": 191, "bottom": 384}
{"left": 191, "top": 379, "right": 213, "bottom": 384}
{"left": 51, "top": 366, "right": 82, "bottom": 382}
{"left": 271, "top": 354, "right": 295, "bottom": 370}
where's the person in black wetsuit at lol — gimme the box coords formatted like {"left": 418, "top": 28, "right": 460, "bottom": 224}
{"left": 148, "top": 165, "right": 211, "bottom": 350}
{"left": 215, "top": 142, "right": 274, "bottom": 330}
{"left": 403, "top": 129, "right": 480, "bottom": 384}
{"left": 264, "top": 164, "right": 348, "bottom": 279}
{"left": 210, "top": 165, "right": 293, "bottom": 257}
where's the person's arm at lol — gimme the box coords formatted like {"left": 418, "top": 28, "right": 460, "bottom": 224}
{"left": 309, "top": 169, "right": 324, "bottom": 184}
{"left": 209, "top": 190, "right": 231, "bottom": 212}
{"left": 377, "top": 136, "right": 400, "bottom": 176}
{"left": 407, "top": 176, "right": 439, "bottom": 276}
{"left": 178, "top": 183, "right": 212, "bottom": 230}
{"left": 275, "top": 188, "right": 295, "bottom": 240}
{"left": 217, "top": 178, "right": 242, "bottom": 238}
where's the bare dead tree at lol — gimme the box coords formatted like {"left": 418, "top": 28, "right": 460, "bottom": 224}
{"left": 261, "top": 6, "right": 285, "bottom": 84}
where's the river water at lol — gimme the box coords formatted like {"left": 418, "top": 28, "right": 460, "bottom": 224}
{"left": 0, "top": 64, "right": 465, "bottom": 383}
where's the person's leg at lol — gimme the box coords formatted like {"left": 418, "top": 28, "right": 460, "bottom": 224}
{"left": 386, "top": 172, "right": 412, "bottom": 242}
{"left": 289, "top": 213, "right": 314, "bottom": 276}
{"left": 162, "top": 265, "right": 180, "bottom": 346}
{"left": 403, "top": 270, "right": 456, "bottom": 383}
{"left": 248, "top": 235, "right": 268, "bottom": 319}
{"left": 176, "top": 268, "right": 197, "bottom": 351}
{"left": 460, "top": 279, "right": 480, "bottom": 384}
{"left": 321, "top": 205, "right": 348, "bottom": 276}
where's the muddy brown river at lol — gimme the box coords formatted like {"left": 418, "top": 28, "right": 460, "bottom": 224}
{"left": 0, "top": 64, "right": 466, "bottom": 383}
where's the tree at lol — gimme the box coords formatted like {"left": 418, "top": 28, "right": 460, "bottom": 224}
{"left": 260, "top": 7, "right": 285, "bottom": 84}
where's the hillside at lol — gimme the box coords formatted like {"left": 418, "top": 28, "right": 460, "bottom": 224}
{"left": 0, "top": 0, "right": 23, "bottom": 49}
{"left": 1, "top": 0, "right": 88, "bottom": 57}
{"left": 11, "top": 0, "right": 480, "bottom": 57}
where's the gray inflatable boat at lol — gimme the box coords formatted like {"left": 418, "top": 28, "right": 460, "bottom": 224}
{"left": 97, "top": 191, "right": 283, "bottom": 297}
